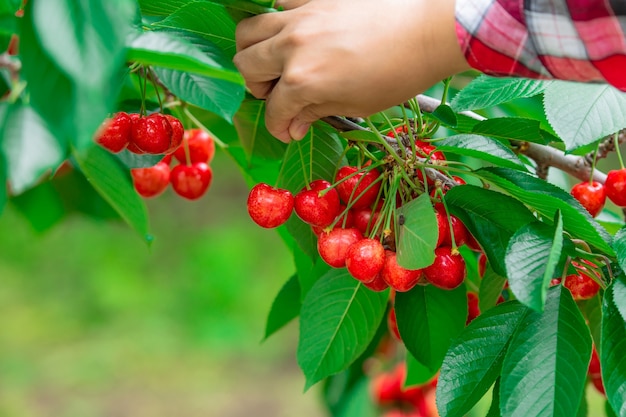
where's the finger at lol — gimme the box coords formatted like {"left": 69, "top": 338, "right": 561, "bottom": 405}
{"left": 276, "top": 0, "right": 311, "bottom": 10}
{"left": 235, "top": 12, "right": 284, "bottom": 51}
{"left": 233, "top": 39, "right": 284, "bottom": 84}
{"left": 264, "top": 81, "right": 307, "bottom": 143}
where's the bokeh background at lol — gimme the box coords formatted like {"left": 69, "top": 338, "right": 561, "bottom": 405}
{"left": 0, "top": 150, "right": 325, "bottom": 417}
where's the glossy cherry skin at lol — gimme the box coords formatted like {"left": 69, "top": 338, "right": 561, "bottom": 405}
{"left": 381, "top": 251, "right": 423, "bottom": 292}
{"left": 467, "top": 292, "right": 480, "bottom": 325}
{"left": 131, "top": 113, "right": 173, "bottom": 154}
{"left": 434, "top": 204, "right": 450, "bottom": 247}
{"left": 173, "top": 128, "right": 216, "bottom": 164}
{"left": 387, "top": 307, "right": 401, "bottom": 341}
{"left": 131, "top": 161, "right": 170, "bottom": 198}
{"left": 415, "top": 140, "right": 445, "bottom": 161}
{"left": 247, "top": 183, "right": 294, "bottom": 228}
{"left": 335, "top": 166, "right": 381, "bottom": 210}
{"left": 563, "top": 272, "right": 600, "bottom": 300}
{"left": 164, "top": 115, "right": 184, "bottom": 154}
{"left": 317, "top": 227, "right": 363, "bottom": 268}
{"left": 605, "top": 169, "right": 626, "bottom": 207}
{"left": 571, "top": 181, "right": 606, "bottom": 217}
{"left": 95, "top": 112, "right": 132, "bottom": 153}
{"left": 345, "top": 238, "right": 385, "bottom": 283}
{"left": 423, "top": 246, "right": 466, "bottom": 290}
{"left": 353, "top": 206, "right": 382, "bottom": 236}
{"left": 294, "top": 179, "right": 341, "bottom": 228}
{"left": 170, "top": 162, "right": 212, "bottom": 200}
{"left": 362, "top": 272, "right": 389, "bottom": 292}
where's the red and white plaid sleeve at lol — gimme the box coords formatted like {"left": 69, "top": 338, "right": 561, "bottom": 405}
{"left": 455, "top": 0, "right": 626, "bottom": 91}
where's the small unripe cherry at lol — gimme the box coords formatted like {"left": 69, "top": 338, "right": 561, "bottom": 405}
{"left": 345, "top": 238, "right": 385, "bottom": 283}
{"left": 317, "top": 227, "right": 363, "bottom": 268}
{"left": 247, "top": 183, "right": 294, "bottom": 228}
{"left": 423, "top": 246, "right": 466, "bottom": 290}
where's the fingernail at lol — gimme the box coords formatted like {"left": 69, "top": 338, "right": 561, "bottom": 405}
{"left": 290, "top": 121, "right": 310, "bottom": 141}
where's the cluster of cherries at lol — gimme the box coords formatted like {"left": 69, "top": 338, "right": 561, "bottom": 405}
{"left": 570, "top": 168, "right": 626, "bottom": 217}
{"left": 95, "top": 112, "right": 215, "bottom": 200}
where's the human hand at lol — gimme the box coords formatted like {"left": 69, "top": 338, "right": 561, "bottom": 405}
{"left": 233, "top": 0, "right": 470, "bottom": 142}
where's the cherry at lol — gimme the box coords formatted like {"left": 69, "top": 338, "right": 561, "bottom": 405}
{"left": 588, "top": 346, "right": 601, "bottom": 376}
{"left": 345, "top": 238, "right": 385, "bottom": 283}
{"left": 95, "top": 112, "right": 132, "bottom": 153}
{"left": 131, "top": 161, "right": 170, "bottom": 198}
{"left": 571, "top": 181, "right": 606, "bottom": 217}
{"left": 434, "top": 205, "right": 450, "bottom": 247}
{"left": 563, "top": 271, "right": 600, "bottom": 300}
{"left": 353, "top": 206, "right": 382, "bottom": 236}
{"left": 362, "top": 272, "right": 389, "bottom": 292}
{"left": 317, "top": 227, "right": 363, "bottom": 268}
{"left": 591, "top": 374, "right": 606, "bottom": 395}
{"left": 294, "top": 179, "right": 341, "bottom": 227}
{"left": 335, "top": 166, "right": 381, "bottom": 210}
{"left": 173, "top": 128, "right": 216, "bottom": 164}
{"left": 443, "top": 214, "right": 469, "bottom": 247}
{"left": 381, "top": 250, "right": 423, "bottom": 292}
{"left": 478, "top": 253, "right": 487, "bottom": 277}
{"left": 164, "top": 115, "right": 184, "bottom": 154}
{"left": 247, "top": 183, "right": 294, "bottom": 228}
{"left": 423, "top": 247, "right": 466, "bottom": 290}
{"left": 131, "top": 113, "right": 173, "bottom": 154}
{"left": 371, "top": 367, "right": 403, "bottom": 406}
{"left": 170, "top": 162, "right": 212, "bottom": 200}
{"left": 415, "top": 140, "right": 445, "bottom": 161}
{"left": 605, "top": 168, "right": 626, "bottom": 207}
{"left": 467, "top": 292, "right": 480, "bottom": 325}
{"left": 387, "top": 307, "right": 401, "bottom": 341}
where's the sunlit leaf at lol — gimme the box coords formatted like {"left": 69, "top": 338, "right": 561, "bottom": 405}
{"left": 396, "top": 193, "right": 438, "bottom": 269}
{"left": 602, "top": 276, "right": 626, "bottom": 417}
{"left": 500, "top": 286, "right": 591, "bottom": 417}
{"left": 297, "top": 269, "right": 388, "bottom": 390}
{"left": 451, "top": 75, "right": 550, "bottom": 111}
{"left": 505, "top": 213, "right": 563, "bottom": 311}
{"left": 435, "top": 134, "right": 525, "bottom": 169}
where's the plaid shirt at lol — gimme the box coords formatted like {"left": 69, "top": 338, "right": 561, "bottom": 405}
{"left": 455, "top": 0, "right": 626, "bottom": 91}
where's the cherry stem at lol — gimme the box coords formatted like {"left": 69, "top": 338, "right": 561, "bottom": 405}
{"left": 614, "top": 131, "right": 625, "bottom": 169}
{"left": 137, "top": 69, "right": 146, "bottom": 117}
{"left": 147, "top": 68, "right": 164, "bottom": 113}
{"left": 400, "top": 107, "right": 418, "bottom": 161}
{"left": 589, "top": 142, "right": 600, "bottom": 184}
{"left": 295, "top": 139, "right": 310, "bottom": 188}
{"left": 183, "top": 106, "right": 227, "bottom": 149}
{"left": 435, "top": 188, "right": 458, "bottom": 251}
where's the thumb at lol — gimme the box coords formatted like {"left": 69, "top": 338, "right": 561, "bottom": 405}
{"left": 288, "top": 106, "right": 326, "bottom": 140}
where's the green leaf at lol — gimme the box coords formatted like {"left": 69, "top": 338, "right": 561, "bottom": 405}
{"left": 396, "top": 193, "right": 438, "bottom": 269}
{"left": 543, "top": 81, "right": 626, "bottom": 152}
{"left": 486, "top": 379, "right": 502, "bottom": 417}
{"left": 278, "top": 123, "right": 347, "bottom": 258}
{"left": 601, "top": 277, "right": 626, "bottom": 417}
{"left": 479, "top": 265, "right": 507, "bottom": 313}
{"left": 32, "top": 0, "right": 134, "bottom": 88}
{"left": 613, "top": 227, "right": 626, "bottom": 275}
{"left": 451, "top": 75, "right": 550, "bottom": 112}
{"left": 505, "top": 214, "right": 563, "bottom": 311}
{"left": 435, "top": 134, "right": 525, "bottom": 169}
{"left": 73, "top": 146, "right": 150, "bottom": 241}
{"left": 10, "top": 181, "right": 66, "bottom": 232}
{"left": 292, "top": 243, "right": 331, "bottom": 300}
{"left": 405, "top": 353, "right": 438, "bottom": 387}
{"left": 126, "top": 30, "right": 244, "bottom": 85}
{"left": 1, "top": 104, "right": 66, "bottom": 194}
{"left": 264, "top": 274, "right": 301, "bottom": 340}
{"left": 445, "top": 185, "right": 536, "bottom": 276}
{"left": 335, "top": 378, "right": 377, "bottom": 417}
{"left": 471, "top": 118, "right": 559, "bottom": 145}
{"left": 436, "top": 301, "right": 528, "bottom": 417}
{"left": 430, "top": 104, "right": 458, "bottom": 127}
{"left": 395, "top": 284, "right": 466, "bottom": 372}
{"left": 476, "top": 167, "right": 614, "bottom": 255}
{"left": 297, "top": 269, "right": 388, "bottom": 390}
{"left": 500, "top": 286, "right": 591, "bottom": 417}
{"left": 579, "top": 295, "right": 602, "bottom": 350}
{"left": 115, "top": 151, "right": 163, "bottom": 169}
{"left": 153, "top": 1, "right": 237, "bottom": 57}
{"left": 138, "top": 0, "right": 194, "bottom": 15}
{"left": 234, "top": 99, "right": 288, "bottom": 160}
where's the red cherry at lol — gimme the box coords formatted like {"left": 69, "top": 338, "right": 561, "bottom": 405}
{"left": 362, "top": 273, "right": 389, "bottom": 292}
{"left": 353, "top": 206, "right": 382, "bottom": 236}
{"left": 371, "top": 368, "right": 404, "bottom": 406}
{"left": 444, "top": 214, "right": 469, "bottom": 247}
{"left": 170, "top": 162, "right": 212, "bottom": 200}
{"left": 434, "top": 204, "right": 450, "bottom": 248}
{"left": 571, "top": 181, "right": 606, "bottom": 217}
{"left": 381, "top": 251, "right": 423, "bottom": 292}
{"left": 131, "top": 113, "right": 173, "bottom": 154}
{"left": 605, "top": 169, "right": 626, "bottom": 207}
{"left": 345, "top": 238, "right": 385, "bottom": 283}
{"left": 588, "top": 346, "right": 601, "bottom": 376}
{"left": 591, "top": 374, "right": 606, "bottom": 395}
{"left": 247, "top": 183, "right": 294, "bottom": 228}
{"left": 173, "top": 128, "right": 216, "bottom": 164}
{"left": 95, "top": 112, "right": 132, "bottom": 153}
{"left": 294, "top": 179, "right": 341, "bottom": 227}
{"left": 387, "top": 307, "right": 401, "bottom": 341}
{"left": 164, "top": 115, "right": 184, "bottom": 154}
{"left": 423, "top": 247, "right": 466, "bottom": 290}
{"left": 415, "top": 140, "right": 445, "bottom": 161}
{"left": 131, "top": 161, "right": 170, "bottom": 198}
{"left": 467, "top": 292, "right": 480, "bottom": 325}
{"left": 478, "top": 253, "right": 487, "bottom": 277}
{"left": 335, "top": 166, "right": 381, "bottom": 210}
{"left": 317, "top": 227, "right": 363, "bottom": 268}
{"left": 563, "top": 272, "right": 600, "bottom": 300}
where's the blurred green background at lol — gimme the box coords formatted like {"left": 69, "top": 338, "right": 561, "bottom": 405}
{"left": 0, "top": 150, "right": 325, "bottom": 417}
